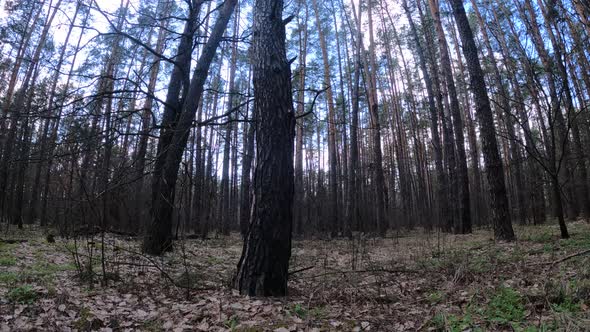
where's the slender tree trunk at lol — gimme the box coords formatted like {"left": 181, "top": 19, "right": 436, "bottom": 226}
{"left": 220, "top": 8, "right": 240, "bottom": 235}
{"left": 428, "top": 0, "right": 471, "bottom": 234}
{"left": 311, "top": 0, "right": 339, "bottom": 237}
{"left": 29, "top": 1, "right": 81, "bottom": 224}
{"left": 143, "top": 0, "right": 237, "bottom": 255}
{"left": 402, "top": 0, "right": 448, "bottom": 230}
{"left": 294, "top": 0, "right": 308, "bottom": 236}
{"left": 364, "top": 0, "right": 387, "bottom": 236}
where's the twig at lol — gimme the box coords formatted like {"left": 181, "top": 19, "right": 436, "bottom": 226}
{"left": 550, "top": 249, "right": 590, "bottom": 266}
{"left": 301, "top": 268, "right": 419, "bottom": 279}
{"left": 288, "top": 265, "right": 315, "bottom": 276}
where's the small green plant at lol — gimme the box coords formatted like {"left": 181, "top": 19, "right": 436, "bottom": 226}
{"left": 485, "top": 287, "right": 525, "bottom": 325}
{"left": 206, "top": 255, "right": 223, "bottom": 265}
{"left": 432, "top": 313, "right": 476, "bottom": 332}
{"left": 291, "top": 303, "right": 307, "bottom": 318}
{"left": 0, "top": 271, "right": 19, "bottom": 284}
{"left": 448, "top": 313, "right": 475, "bottom": 332}
{"left": 550, "top": 296, "right": 581, "bottom": 313}
{"left": 469, "top": 255, "right": 493, "bottom": 273}
{"left": 0, "top": 256, "right": 16, "bottom": 266}
{"left": 542, "top": 243, "right": 554, "bottom": 253}
{"left": 224, "top": 316, "right": 239, "bottom": 331}
{"left": 521, "top": 324, "right": 555, "bottom": 332}
{"left": 427, "top": 291, "right": 444, "bottom": 304}
{"left": 73, "top": 307, "right": 104, "bottom": 331}
{"left": 571, "top": 278, "right": 590, "bottom": 301}
{"left": 526, "top": 231, "right": 553, "bottom": 243}
{"left": 7, "top": 285, "right": 38, "bottom": 304}
{"left": 309, "top": 305, "right": 327, "bottom": 319}
{"left": 431, "top": 313, "right": 446, "bottom": 330}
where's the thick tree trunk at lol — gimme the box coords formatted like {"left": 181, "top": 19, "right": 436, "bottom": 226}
{"left": 449, "top": 0, "right": 515, "bottom": 241}
{"left": 234, "top": 0, "right": 295, "bottom": 296}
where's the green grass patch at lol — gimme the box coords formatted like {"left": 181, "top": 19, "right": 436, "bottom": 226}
{"left": 0, "top": 271, "right": 19, "bottom": 284}
{"left": 224, "top": 316, "right": 239, "bottom": 331}
{"left": 544, "top": 279, "right": 587, "bottom": 314}
{"left": 427, "top": 291, "right": 444, "bottom": 304}
{"left": 290, "top": 303, "right": 307, "bottom": 318}
{"left": 206, "top": 255, "right": 223, "bottom": 265}
{"left": 309, "top": 305, "right": 327, "bottom": 320}
{"left": 431, "top": 312, "right": 481, "bottom": 332}
{"left": 7, "top": 285, "right": 38, "bottom": 304}
{"left": 288, "top": 303, "right": 326, "bottom": 320}
{"left": 560, "top": 236, "right": 590, "bottom": 250}
{"left": 0, "top": 256, "right": 16, "bottom": 266}
{"left": 524, "top": 231, "right": 554, "bottom": 243}
{"left": 484, "top": 287, "right": 526, "bottom": 326}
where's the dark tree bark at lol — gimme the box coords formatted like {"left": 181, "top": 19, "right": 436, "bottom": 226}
{"left": 428, "top": 0, "right": 471, "bottom": 234}
{"left": 312, "top": 0, "right": 339, "bottom": 237}
{"left": 294, "top": 0, "right": 308, "bottom": 236}
{"left": 346, "top": 0, "right": 362, "bottom": 234}
{"left": 365, "top": 0, "right": 388, "bottom": 236}
{"left": 143, "top": 0, "right": 237, "bottom": 255}
{"left": 402, "top": 0, "right": 447, "bottom": 231}
{"left": 449, "top": 0, "right": 515, "bottom": 241}
{"left": 239, "top": 104, "right": 255, "bottom": 238}
{"left": 234, "top": 0, "right": 295, "bottom": 296}
{"left": 220, "top": 10, "right": 240, "bottom": 235}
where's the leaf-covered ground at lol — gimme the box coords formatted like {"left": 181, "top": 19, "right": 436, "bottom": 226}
{"left": 1, "top": 221, "right": 590, "bottom": 331}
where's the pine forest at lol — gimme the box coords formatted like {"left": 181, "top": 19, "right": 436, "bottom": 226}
{"left": 1, "top": 0, "right": 590, "bottom": 330}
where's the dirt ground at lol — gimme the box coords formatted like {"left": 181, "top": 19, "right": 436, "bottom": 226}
{"left": 1, "top": 221, "right": 589, "bottom": 331}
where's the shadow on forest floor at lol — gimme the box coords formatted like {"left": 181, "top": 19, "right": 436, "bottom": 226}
{"left": 1, "top": 221, "right": 589, "bottom": 331}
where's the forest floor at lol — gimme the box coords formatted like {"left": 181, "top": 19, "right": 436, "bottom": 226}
{"left": 1, "top": 221, "right": 590, "bottom": 331}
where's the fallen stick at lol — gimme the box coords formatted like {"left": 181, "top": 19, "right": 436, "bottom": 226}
{"left": 550, "top": 249, "right": 590, "bottom": 266}
{"left": 288, "top": 265, "right": 315, "bottom": 276}
{"left": 301, "top": 268, "right": 419, "bottom": 279}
